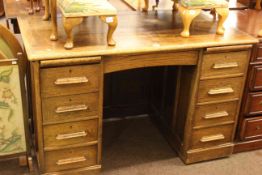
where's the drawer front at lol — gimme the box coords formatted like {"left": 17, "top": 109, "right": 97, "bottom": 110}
{"left": 41, "top": 64, "right": 100, "bottom": 98}
{"left": 251, "top": 44, "right": 262, "bottom": 62}
{"left": 249, "top": 65, "right": 262, "bottom": 91}
{"left": 201, "top": 51, "right": 249, "bottom": 78}
{"left": 198, "top": 77, "right": 244, "bottom": 103}
{"left": 194, "top": 101, "right": 237, "bottom": 128}
{"left": 191, "top": 124, "right": 234, "bottom": 149}
{"left": 241, "top": 117, "right": 262, "bottom": 140}
{"left": 45, "top": 145, "right": 97, "bottom": 172}
{"left": 245, "top": 92, "right": 262, "bottom": 116}
{"left": 42, "top": 93, "right": 99, "bottom": 124}
{"left": 44, "top": 119, "right": 98, "bottom": 148}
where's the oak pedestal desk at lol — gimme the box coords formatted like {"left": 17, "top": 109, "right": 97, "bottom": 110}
{"left": 18, "top": 11, "right": 257, "bottom": 174}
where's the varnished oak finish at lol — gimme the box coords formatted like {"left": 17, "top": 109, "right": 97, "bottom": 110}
{"left": 228, "top": 10, "right": 262, "bottom": 153}
{"left": 18, "top": 11, "right": 258, "bottom": 174}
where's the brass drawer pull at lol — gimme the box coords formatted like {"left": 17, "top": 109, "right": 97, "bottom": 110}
{"left": 212, "top": 62, "right": 239, "bottom": 69}
{"left": 204, "top": 111, "right": 229, "bottom": 119}
{"left": 55, "top": 104, "right": 88, "bottom": 114}
{"left": 56, "top": 131, "right": 87, "bottom": 140}
{"left": 200, "top": 134, "right": 225, "bottom": 142}
{"left": 208, "top": 87, "right": 234, "bottom": 95}
{"left": 54, "top": 76, "right": 89, "bottom": 85}
{"left": 56, "top": 156, "right": 86, "bottom": 165}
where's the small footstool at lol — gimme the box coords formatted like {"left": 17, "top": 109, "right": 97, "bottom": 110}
{"left": 177, "top": 0, "right": 229, "bottom": 37}
{"left": 51, "top": 0, "right": 118, "bottom": 49}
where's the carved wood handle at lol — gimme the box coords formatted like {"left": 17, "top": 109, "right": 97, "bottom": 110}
{"left": 54, "top": 76, "right": 89, "bottom": 85}
{"left": 203, "top": 111, "right": 229, "bottom": 119}
{"left": 56, "top": 131, "right": 87, "bottom": 140}
{"left": 208, "top": 87, "right": 234, "bottom": 95}
{"left": 200, "top": 134, "right": 225, "bottom": 142}
{"left": 55, "top": 104, "right": 88, "bottom": 114}
{"left": 212, "top": 62, "right": 239, "bottom": 69}
{"left": 56, "top": 156, "right": 86, "bottom": 165}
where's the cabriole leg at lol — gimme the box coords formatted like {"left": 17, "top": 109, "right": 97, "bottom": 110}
{"left": 177, "top": 4, "right": 201, "bottom": 37}
{"left": 100, "top": 16, "right": 118, "bottom": 46}
{"left": 42, "top": 0, "right": 50, "bottom": 20}
{"left": 50, "top": 0, "right": 58, "bottom": 41}
{"left": 215, "top": 7, "right": 229, "bottom": 35}
{"left": 63, "top": 17, "right": 83, "bottom": 49}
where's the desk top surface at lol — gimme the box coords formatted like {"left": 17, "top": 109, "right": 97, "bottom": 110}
{"left": 18, "top": 11, "right": 258, "bottom": 61}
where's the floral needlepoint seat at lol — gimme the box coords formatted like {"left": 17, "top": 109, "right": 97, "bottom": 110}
{"left": 50, "top": 0, "right": 118, "bottom": 49}
{"left": 176, "top": 0, "right": 229, "bottom": 37}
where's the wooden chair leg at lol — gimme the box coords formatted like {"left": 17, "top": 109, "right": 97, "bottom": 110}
{"left": 172, "top": 0, "right": 178, "bottom": 11}
{"left": 50, "top": 0, "right": 57, "bottom": 41}
{"left": 177, "top": 4, "right": 201, "bottom": 37}
{"left": 28, "top": 0, "right": 34, "bottom": 15}
{"left": 256, "top": 0, "right": 261, "bottom": 10}
{"left": 142, "top": 0, "right": 149, "bottom": 12}
{"left": 258, "top": 29, "right": 262, "bottom": 37}
{"left": 42, "top": 0, "right": 50, "bottom": 20}
{"left": 63, "top": 17, "right": 83, "bottom": 49}
{"left": 100, "top": 16, "right": 118, "bottom": 46}
{"left": 215, "top": 7, "right": 229, "bottom": 35}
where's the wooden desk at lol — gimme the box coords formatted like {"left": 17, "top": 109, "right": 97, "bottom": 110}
{"left": 18, "top": 11, "right": 257, "bottom": 174}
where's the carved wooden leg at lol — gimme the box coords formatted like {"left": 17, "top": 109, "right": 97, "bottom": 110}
{"left": 50, "top": 0, "right": 57, "bottom": 41}
{"left": 177, "top": 4, "right": 201, "bottom": 37}
{"left": 28, "top": 0, "right": 34, "bottom": 15}
{"left": 152, "top": 0, "right": 159, "bottom": 11}
{"left": 215, "top": 7, "right": 229, "bottom": 35}
{"left": 35, "top": 0, "right": 41, "bottom": 12}
{"left": 172, "top": 0, "right": 178, "bottom": 11}
{"left": 100, "top": 16, "right": 118, "bottom": 46}
{"left": 258, "top": 29, "right": 262, "bottom": 37}
{"left": 142, "top": 0, "right": 149, "bottom": 12}
{"left": 63, "top": 17, "right": 83, "bottom": 49}
{"left": 256, "top": 0, "right": 261, "bottom": 10}
{"left": 42, "top": 0, "right": 49, "bottom": 20}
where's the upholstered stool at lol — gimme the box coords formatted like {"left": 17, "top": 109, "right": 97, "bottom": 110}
{"left": 51, "top": 0, "right": 118, "bottom": 49}
{"left": 177, "top": 0, "right": 229, "bottom": 37}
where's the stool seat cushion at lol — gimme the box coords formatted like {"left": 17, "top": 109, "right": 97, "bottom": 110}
{"left": 58, "top": 0, "right": 117, "bottom": 17}
{"left": 180, "top": 0, "right": 228, "bottom": 9}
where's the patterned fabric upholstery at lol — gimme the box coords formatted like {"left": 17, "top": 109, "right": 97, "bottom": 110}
{"left": 180, "top": 0, "right": 228, "bottom": 8}
{"left": 0, "top": 37, "right": 14, "bottom": 59}
{"left": 58, "top": 0, "right": 117, "bottom": 17}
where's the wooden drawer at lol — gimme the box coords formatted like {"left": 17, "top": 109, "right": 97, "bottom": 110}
{"left": 245, "top": 92, "right": 262, "bottom": 116}
{"left": 249, "top": 65, "right": 262, "bottom": 91}
{"left": 198, "top": 77, "right": 244, "bottom": 103}
{"left": 194, "top": 101, "right": 238, "bottom": 128}
{"left": 201, "top": 51, "right": 249, "bottom": 79}
{"left": 40, "top": 64, "right": 100, "bottom": 98}
{"left": 251, "top": 44, "right": 262, "bottom": 63}
{"left": 45, "top": 145, "right": 97, "bottom": 172}
{"left": 42, "top": 93, "right": 99, "bottom": 124}
{"left": 191, "top": 124, "right": 234, "bottom": 149}
{"left": 44, "top": 119, "right": 98, "bottom": 148}
{"left": 241, "top": 117, "right": 262, "bottom": 140}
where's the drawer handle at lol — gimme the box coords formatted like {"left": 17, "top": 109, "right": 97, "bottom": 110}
{"left": 56, "top": 131, "right": 87, "bottom": 140}
{"left": 204, "top": 111, "right": 229, "bottom": 119}
{"left": 212, "top": 62, "right": 239, "bottom": 69}
{"left": 208, "top": 87, "right": 234, "bottom": 95}
{"left": 200, "top": 134, "right": 225, "bottom": 142}
{"left": 54, "top": 76, "right": 89, "bottom": 85}
{"left": 55, "top": 104, "right": 88, "bottom": 114}
{"left": 56, "top": 156, "right": 86, "bottom": 165}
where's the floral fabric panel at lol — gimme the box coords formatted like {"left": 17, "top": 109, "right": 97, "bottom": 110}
{"left": 180, "top": 0, "right": 228, "bottom": 7}
{"left": 58, "top": 0, "right": 117, "bottom": 16}
{"left": 0, "top": 65, "right": 26, "bottom": 156}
